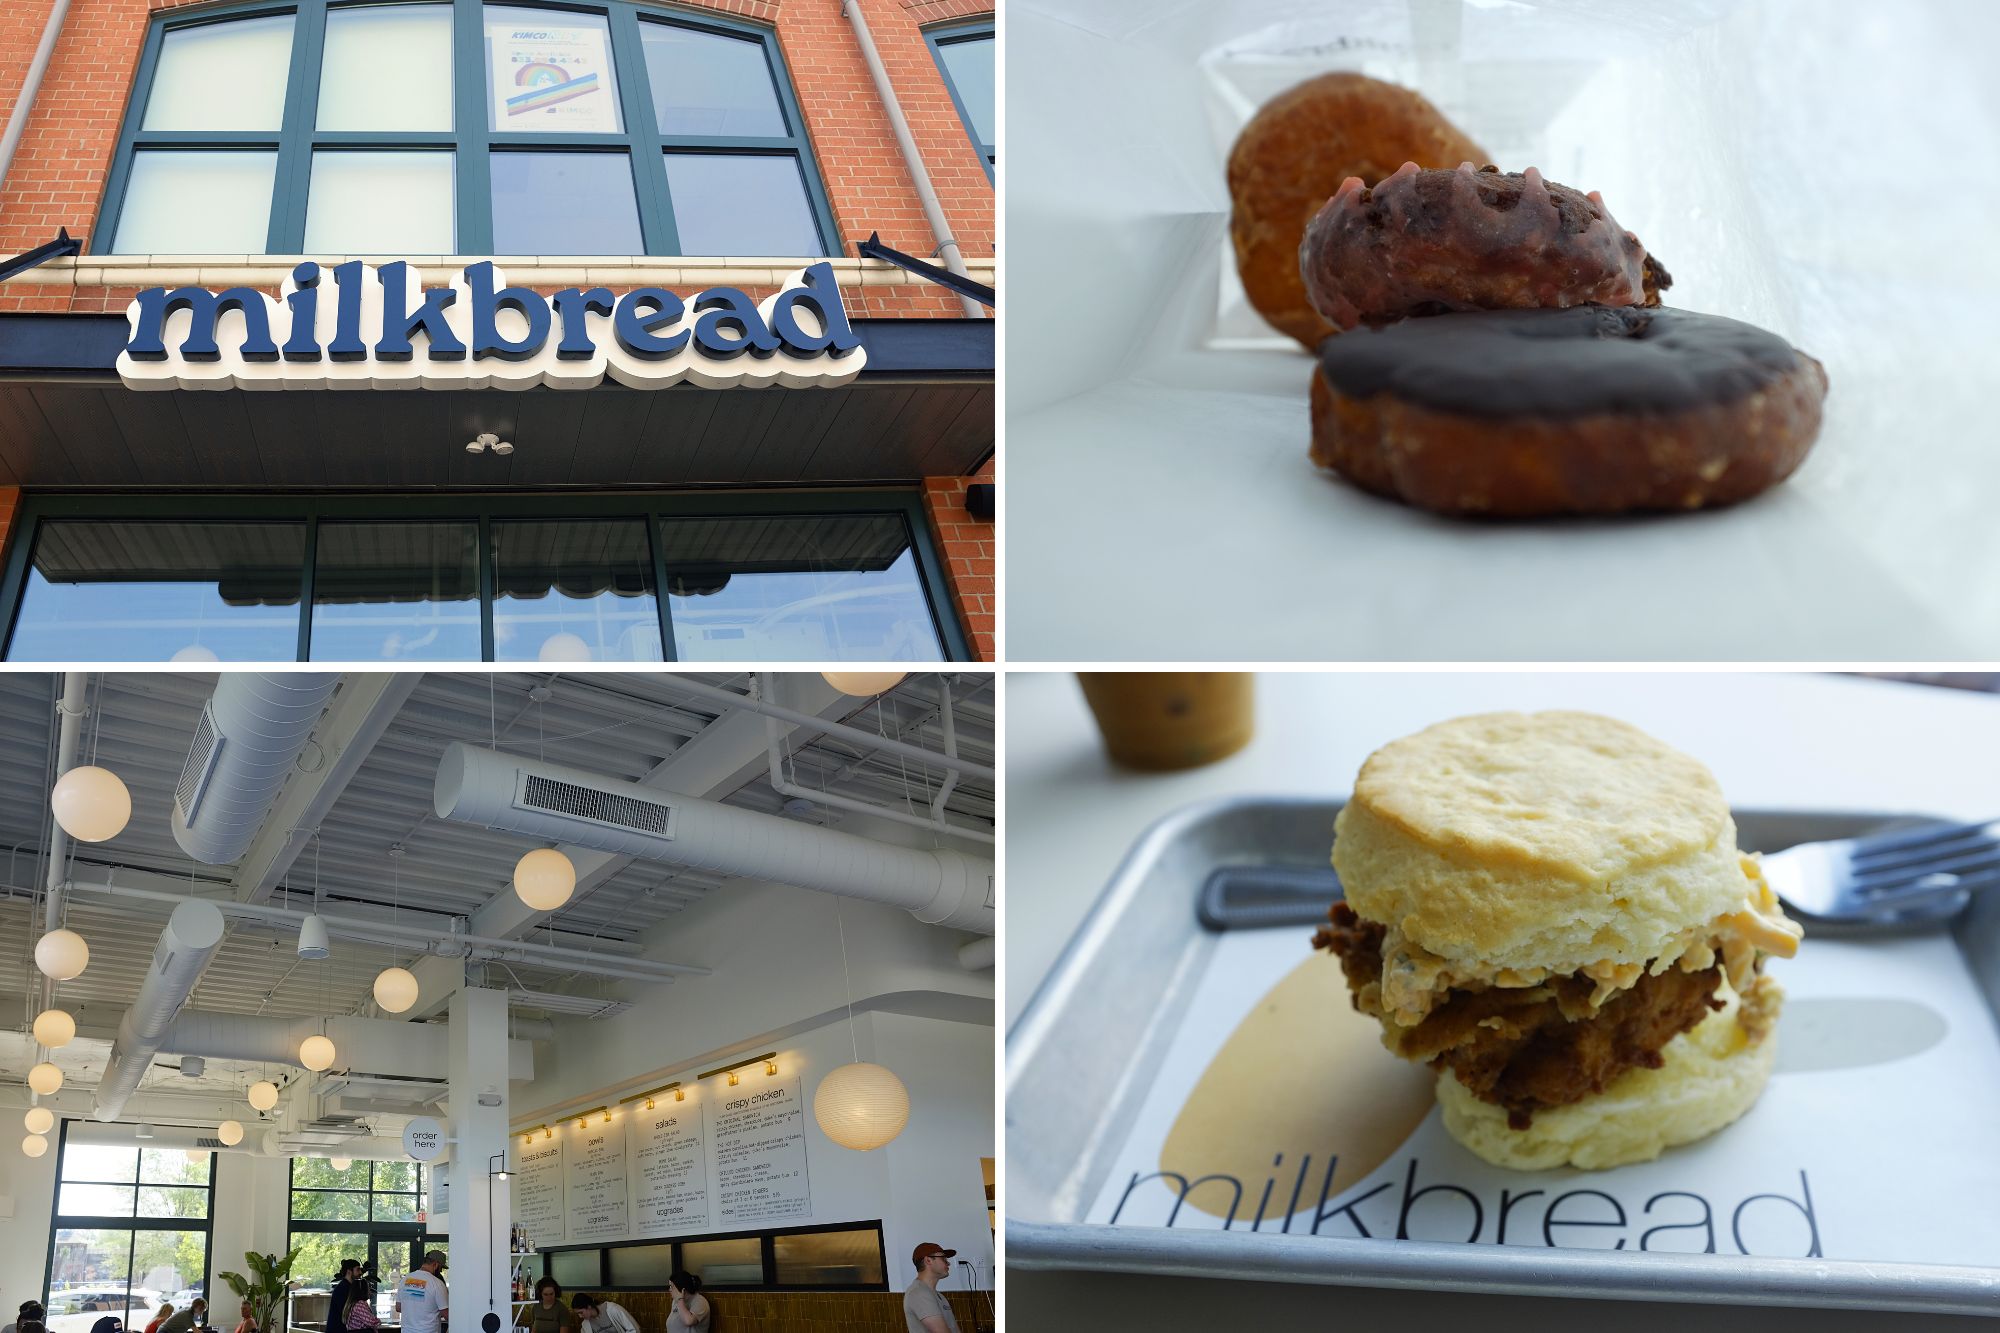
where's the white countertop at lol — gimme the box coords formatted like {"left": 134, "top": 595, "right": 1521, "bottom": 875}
{"left": 1002, "top": 669, "right": 2000, "bottom": 1328}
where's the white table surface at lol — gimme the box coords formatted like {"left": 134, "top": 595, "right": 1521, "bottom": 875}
{"left": 1001, "top": 669, "right": 2000, "bottom": 1328}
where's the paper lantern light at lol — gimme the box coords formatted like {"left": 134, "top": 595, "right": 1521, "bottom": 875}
{"left": 538, "top": 633, "right": 592, "bottom": 663}
{"left": 329, "top": 1157, "right": 352, "bottom": 1171}
{"left": 513, "top": 848, "right": 576, "bottom": 911}
{"left": 28, "top": 1062, "right": 63, "bottom": 1096}
{"left": 812, "top": 1062, "right": 910, "bottom": 1151}
{"left": 22, "top": 1134, "right": 48, "bottom": 1158}
{"left": 24, "top": 1107, "right": 53, "bottom": 1135}
{"left": 217, "top": 1120, "right": 244, "bottom": 1147}
{"left": 34, "top": 929, "right": 89, "bottom": 981}
{"left": 51, "top": 766, "right": 132, "bottom": 842}
{"left": 299, "top": 1034, "right": 337, "bottom": 1072}
{"left": 373, "top": 967, "right": 419, "bottom": 1014}
{"left": 33, "top": 1008, "right": 76, "bottom": 1048}
{"left": 821, "top": 672, "right": 906, "bottom": 697}
{"left": 248, "top": 1081, "right": 280, "bottom": 1112}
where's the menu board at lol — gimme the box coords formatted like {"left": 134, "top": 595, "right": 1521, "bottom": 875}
{"left": 513, "top": 1074, "right": 818, "bottom": 1243}
{"left": 565, "top": 1124, "right": 630, "bottom": 1242}
{"left": 513, "top": 1138, "right": 565, "bottom": 1247}
{"left": 710, "top": 1077, "right": 813, "bottom": 1225}
{"left": 630, "top": 1101, "right": 711, "bottom": 1235}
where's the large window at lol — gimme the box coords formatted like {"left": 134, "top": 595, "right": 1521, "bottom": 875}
{"left": 102, "top": 1, "right": 838, "bottom": 257}
{"left": 926, "top": 22, "right": 993, "bottom": 179}
{"left": 535, "top": 1221, "right": 888, "bottom": 1293}
{"left": 44, "top": 1136, "right": 215, "bottom": 1333}
{"left": 288, "top": 1158, "right": 436, "bottom": 1325}
{"left": 0, "top": 496, "right": 965, "bottom": 662}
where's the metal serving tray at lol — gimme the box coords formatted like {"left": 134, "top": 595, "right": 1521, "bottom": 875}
{"left": 1006, "top": 799, "right": 2000, "bottom": 1316}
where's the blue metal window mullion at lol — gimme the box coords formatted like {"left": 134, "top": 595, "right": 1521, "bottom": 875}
{"left": 924, "top": 23, "right": 994, "bottom": 184}
{"left": 454, "top": 0, "right": 493, "bottom": 254}
{"left": 91, "top": 19, "right": 167, "bottom": 256}
{"left": 296, "top": 513, "right": 319, "bottom": 661}
{"left": 760, "top": 28, "right": 841, "bottom": 256}
{"left": 608, "top": 6, "right": 677, "bottom": 256}
{"left": 478, "top": 514, "right": 496, "bottom": 661}
{"left": 272, "top": 0, "right": 329, "bottom": 252}
{"left": 647, "top": 512, "right": 677, "bottom": 661}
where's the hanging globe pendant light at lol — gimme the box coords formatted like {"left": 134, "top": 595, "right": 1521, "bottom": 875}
{"left": 33, "top": 1008, "right": 76, "bottom": 1048}
{"left": 373, "top": 966, "right": 419, "bottom": 1014}
{"left": 34, "top": 929, "right": 89, "bottom": 981}
{"left": 51, "top": 765, "right": 132, "bottom": 842}
{"left": 812, "top": 1061, "right": 910, "bottom": 1151}
{"left": 24, "top": 1107, "right": 53, "bottom": 1135}
{"left": 248, "top": 1081, "right": 280, "bottom": 1112}
{"left": 514, "top": 848, "right": 576, "bottom": 911}
{"left": 299, "top": 1034, "right": 337, "bottom": 1072}
{"left": 821, "top": 672, "right": 907, "bottom": 697}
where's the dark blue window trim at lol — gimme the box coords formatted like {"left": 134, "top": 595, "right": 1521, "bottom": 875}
{"left": 96, "top": 0, "right": 843, "bottom": 258}
{"left": 924, "top": 19, "right": 993, "bottom": 183}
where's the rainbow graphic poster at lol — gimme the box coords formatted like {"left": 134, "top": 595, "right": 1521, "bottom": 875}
{"left": 487, "top": 20, "right": 619, "bottom": 132}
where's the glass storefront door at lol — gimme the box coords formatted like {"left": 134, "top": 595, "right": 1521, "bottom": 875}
{"left": 370, "top": 1238, "right": 414, "bottom": 1324}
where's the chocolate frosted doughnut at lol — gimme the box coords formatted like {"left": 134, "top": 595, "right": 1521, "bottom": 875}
{"left": 1228, "top": 74, "right": 1485, "bottom": 350}
{"left": 1310, "top": 305, "right": 1827, "bottom": 517}
{"left": 1302, "top": 163, "right": 1671, "bottom": 331}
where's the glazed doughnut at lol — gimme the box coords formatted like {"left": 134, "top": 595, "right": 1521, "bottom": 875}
{"left": 1302, "top": 163, "right": 1672, "bottom": 331}
{"left": 1309, "top": 305, "right": 1827, "bottom": 517}
{"left": 1227, "top": 73, "right": 1485, "bottom": 349}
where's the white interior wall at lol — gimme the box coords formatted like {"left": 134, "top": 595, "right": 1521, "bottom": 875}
{"left": 0, "top": 1137, "right": 60, "bottom": 1315}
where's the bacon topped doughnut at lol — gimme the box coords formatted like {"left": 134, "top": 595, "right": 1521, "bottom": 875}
{"left": 1301, "top": 163, "right": 1672, "bottom": 332}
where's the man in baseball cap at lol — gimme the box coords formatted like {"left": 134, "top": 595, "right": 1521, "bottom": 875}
{"left": 396, "top": 1252, "right": 448, "bottom": 1333}
{"left": 902, "top": 1243, "right": 959, "bottom": 1333}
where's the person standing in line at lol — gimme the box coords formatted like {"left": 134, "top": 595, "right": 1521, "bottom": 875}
{"left": 327, "top": 1259, "right": 361, "bottom": 1333}
{"left": 662, "top": 1273, "right": 707, "bottom": 1333}
{"left": 902, "top": 1244, "right": 960, "bottom": 1333}
{"left": 568, "top": 1294, "right": 635, "bottom": 1333}
{"left": 396, "top": 1253, "right": 448, "bottom": 1333}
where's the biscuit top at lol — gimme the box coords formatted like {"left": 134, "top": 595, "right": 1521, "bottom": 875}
{"left": 1334, "top": 711, "right": 1763, "bottom": 983}
{"left": 1316, "top": 305, "right": 1809, "bottom": 419}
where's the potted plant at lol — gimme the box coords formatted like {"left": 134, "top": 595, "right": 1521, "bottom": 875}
{"left": 221, "top": 1249, "right": 299, "bottom": 1333}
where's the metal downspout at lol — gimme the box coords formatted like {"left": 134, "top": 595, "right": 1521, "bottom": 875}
{"left": 0, "top": 0, "right": 72, "bottom": 196}
{"left": 841, "top": 0, "right": 983, "bottom": 317}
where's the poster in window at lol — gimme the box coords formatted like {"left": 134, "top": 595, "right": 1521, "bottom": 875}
{"left": 487, "top": 20, "right": 620, "bottom": 133}
{"left": 709, "top": 1076, "right": 812, "bottom": 1225}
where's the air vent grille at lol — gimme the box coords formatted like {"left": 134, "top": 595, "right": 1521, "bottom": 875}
{"left": 519, "top": 774, "right": 677, "bottom": 838}
{"left": 176, "top": 706, "right": 222, "bottom": 822}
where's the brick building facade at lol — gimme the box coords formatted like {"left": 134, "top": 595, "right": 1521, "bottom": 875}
{"left": 0, "top": 0, "right": 995, "bottom": 662}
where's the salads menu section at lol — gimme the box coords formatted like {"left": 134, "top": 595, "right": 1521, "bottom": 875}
{"left": 513, "top": 1076, "right": 817, "bottom": 1243}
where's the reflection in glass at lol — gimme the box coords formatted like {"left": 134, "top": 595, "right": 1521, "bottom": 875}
{"left": 663, "top": 154, "right": 821, "bottom": 256}
{"left": 113, "top": 150, "right": 278, "bottom": 254}
{"left": 490, "top": 152, "right": 643, "bottom": 256}
{"left": 641, "top": 23, "right": 786, "bottom": 136}
{"left": 309, "top": 522, "right": 480, "bottom": 661}
{"left": 304, "top": 151, "right": 456, "bottom": 254}
{"left": 937, "top": 35, "right": 995, "bottom": 154}
{"left": 773, "top": 1228, "right": 886, "bottom": 1286}
{"left": 7, "top": 521, "right": 305, "bottom": 661}
{"left": 662, "top": 515, "right": 945, "bottom": 661}
{"left": 319, "top": 5, "right": 454, "bottom": 131}
{"left": 144, "top": 13, "right": 294, "bottom": 130}
{"left": 492, "top": 519, "right": 662, "bottom": 662}
{"left": 606, "top": 1243, "right": 674, "bottom": 1288}
{"left": 549, "top": 1249, "right": 600, "bottom": 1289}
{"left": 484, "top": 7, "right": 623, "bottom": 134}
{"left": 678, "top": 1237, "right": 762, "bottom": 1285}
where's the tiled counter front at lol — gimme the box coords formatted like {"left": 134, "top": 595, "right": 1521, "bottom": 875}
{"left": 615, "top": 1288, "right": 989, "bottom": 1330}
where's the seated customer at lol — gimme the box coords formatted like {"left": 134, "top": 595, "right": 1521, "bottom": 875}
{"left": 567, "top": 1296, "right": 635, "bottom": 1333}
{"left": 144, "top": 1304, "right": 175, "bottom": 1333}
{"left": 3, "top": 1301, "right": 45, "bottom": 1333}
{"left": 158, "top": 1298, "right": 206, "bottom": 1333}
{"left": 514, "top": 1280, "right": 576, "bottom": 1333}
{"left": 231, "top": 1300, "right": 257, "bottom": 1333}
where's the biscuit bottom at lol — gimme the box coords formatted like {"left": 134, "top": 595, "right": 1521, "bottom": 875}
{"left": 1436, "top": 978, "right": 1780, "bottom": 1171}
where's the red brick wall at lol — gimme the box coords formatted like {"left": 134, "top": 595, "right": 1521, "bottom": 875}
{"left": 0, "top": 485, "right": 21, "bottom": 580}
{"left": 0, "top": 0, "right": 994, "bottom": 322}
{"left": 923, "top": 460, "right": 995, "bottom": 661}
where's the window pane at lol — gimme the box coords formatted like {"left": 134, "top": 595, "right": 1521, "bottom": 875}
{"left": 113, "top": 150, "right": 277, "bottom": 254}
{"left": 144, "top": 13, "right": 293, "bottom": 130}
{"left": 772, "top": 1228, "right": 885, "bottom": 1287}
{"left": 292, "top": 1158, "right": 370, "bottom": 1191}
{"left": 372, "top": 1193, "right": 418, "bottom": 1222}
{"left": 374, "top": 1161, "right": 418, "bottom": 1193}
{"left": 641, "top": 23, "right": 785, "bottom": 137}
{"left": 292, "top": 1191, "right": 369, "bottom": 1222}
{"left": 320, "top": 4, "right": 453, "bottom": 131}
{"left": 309, "top": 522, "right": 481, "bottom": 661}
{"left": 59, "top": 1183, "right": 137, "bottom": 1216}
{"left": 662, "top": 515, "right": 946, "bottom": 661}
{"left": 937, "top": 35, "right": 994, "bottom": 149}
{"left": 605, "top": 1243, "right": 673, "bottom": 1288}
{"left": 138, "top": 1186, "right": 210, "bottom": 1221}
{"left": 490, "top": 152, "right": 642, "bottom": 255}
{"left": 492, "top": 519, "right": 662, "bottom": 662}
{"left": 677, "top": 1237, "right": 761, "bottom": 1286}
{"left": 547, "top": 1250, "right": 599, "bottom": 1289}
{"left": 50, "top": 1228, "right": 138, "bottom": 1326}
{"left": 130, "top": 1231, "right": 206, "bottom": 1311}
{"left": 8, "top": 521, "right": 305, "bottom": 662}
{"left": 485, "top": 7, "right": 623, "bottom": 133}
{"left": 289, "top": 1232, "right": 370, "bottom": 1303}
{"left": 304, "top": 151, "right": 455, "bottom": 254}
{"left": 663, "top": 154, "right": 820, "bottom": 256}
{"left": 141, "top": 1150, "right": 211, "bottom": 1188}
{"left": 63, "top": 1145, "right": 140, "bottom": 1183}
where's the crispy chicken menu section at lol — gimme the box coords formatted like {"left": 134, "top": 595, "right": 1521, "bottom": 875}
{"left": 1316, "top": 711, "right": 1802, "bottom": 1170}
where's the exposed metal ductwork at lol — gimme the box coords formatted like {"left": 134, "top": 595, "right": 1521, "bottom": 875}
{"left": 92, "top": 898, "right": 227, "bottom": 1122}
{"left": 173, "top": 672, "right": 341, "bottom": 864}
{"left": 65, "top": 1119, "right": 411, "bottom": 1161}
{"left": 957, "top": 936, "right": 995, "bottom": 971}
{"left": 434, "top": 743, "right": 995, "bottom": 934}
{"left": 158, "top": 1009, "right": 535, "bottom": 1081}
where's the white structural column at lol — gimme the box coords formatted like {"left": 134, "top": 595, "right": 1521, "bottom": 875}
{"left": 448, "top": 987, "right": 511, "bottom": 1327}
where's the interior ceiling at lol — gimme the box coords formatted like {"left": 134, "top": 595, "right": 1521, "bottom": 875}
{"left": 0, "top": 670, "right": 995, "bottom": 1039}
